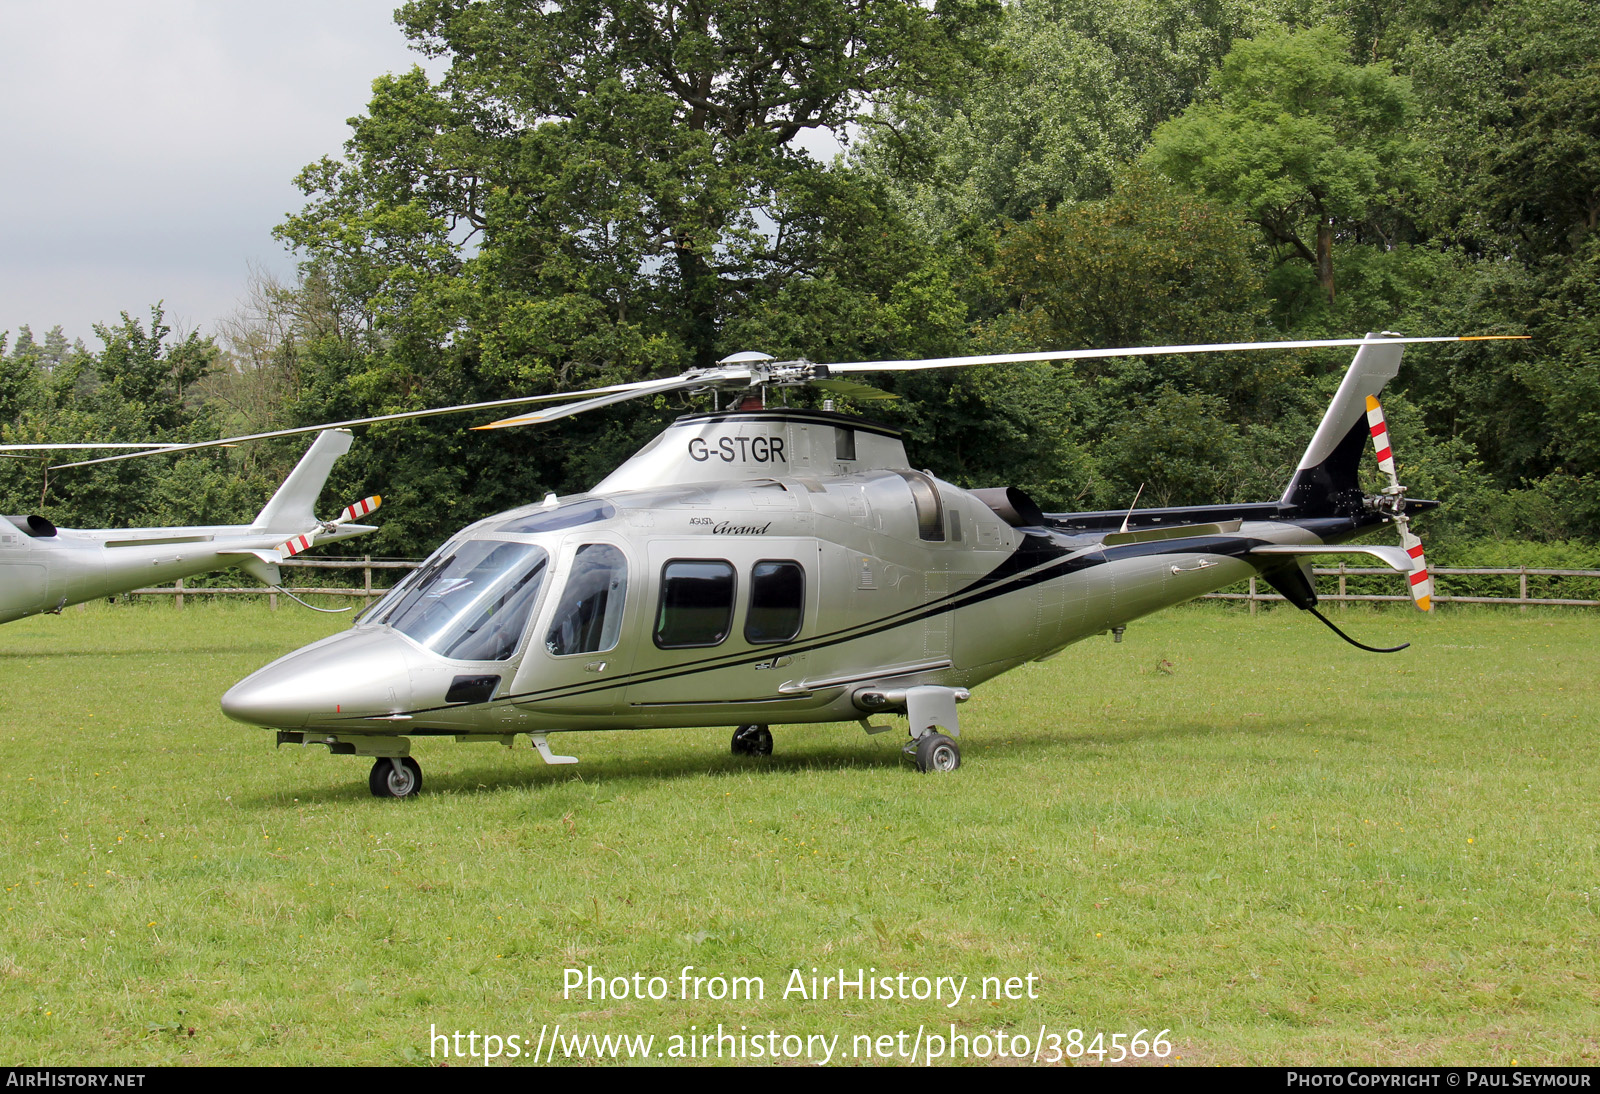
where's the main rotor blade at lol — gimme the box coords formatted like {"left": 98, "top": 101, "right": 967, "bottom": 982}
{"left": 44, "top": 333, "right": 1526, "bottom": 470}
{"left": 823, "top": 334, "right": 1526, "bottom": 373}
{"left": 45, "top": 376, "right": 701, "bottom": 470}
{"left": 473, "top": 367, "right": 751, "bottom": 429}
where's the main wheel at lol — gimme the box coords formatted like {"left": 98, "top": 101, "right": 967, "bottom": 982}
{"left": 730, "top": 724, "right": 773, "bottom": 757}
{"left": 913, "top": 733, "right": 960, "bottom": 773}
{"left": 369, "top": 756, "right": 423, "bottom": 798}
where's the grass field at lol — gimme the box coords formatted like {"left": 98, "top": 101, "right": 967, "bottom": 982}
{"left": 1, "top": 598, "right": 1597, "bottom": 1066}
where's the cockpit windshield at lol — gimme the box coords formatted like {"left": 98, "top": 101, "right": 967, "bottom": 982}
{"left": 373, "top": 540, "right": 549, "bottom": 661}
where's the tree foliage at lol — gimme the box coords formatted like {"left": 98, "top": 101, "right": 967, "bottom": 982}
{"left": 1147, "top": 25, "right": 1421, "bottom": 303}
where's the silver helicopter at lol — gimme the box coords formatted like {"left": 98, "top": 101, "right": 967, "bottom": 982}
{"left": 55, "top": 334, "right": 1497, "bottom": 797}
{"left": 0, "top": 430, "right": 379, "bottom": 624}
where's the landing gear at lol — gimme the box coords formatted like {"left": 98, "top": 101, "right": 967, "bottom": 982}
{"left": 731, "top": 724, "right": 773, "bottom": 757}
{"left": 913, "top": 732, "right": 960, "bottom": 773}
{"left": 369, "top": 756, "right": 423, "bottom": 798}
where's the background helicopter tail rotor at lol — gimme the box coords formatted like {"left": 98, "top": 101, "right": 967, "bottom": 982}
{"left": 1364, "top": 395, "right": 1432, "bottom": 612}
{"left": 278, "top": 495, "right": 382, "bottom": 558}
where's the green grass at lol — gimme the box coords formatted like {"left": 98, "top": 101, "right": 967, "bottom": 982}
{"left": 2, "top": 598, "right": 1598, "bottom": 1066}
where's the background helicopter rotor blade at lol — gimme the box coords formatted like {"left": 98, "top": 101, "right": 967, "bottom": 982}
{"left": 0, "top": 443, "right": 189, "bottom": 452}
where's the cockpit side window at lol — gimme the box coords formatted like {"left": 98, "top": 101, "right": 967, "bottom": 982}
{"left": 383, "top": 540, "right": 549, "bottom": 662}
{"left": 654, "top": 559, "right": 736, "bottom": 649}
{"left": 545, "top": 544, "right": 629, "bottom": 656}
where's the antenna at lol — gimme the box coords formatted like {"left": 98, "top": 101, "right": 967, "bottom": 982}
{"left": 1118, "top": 484, "right": 1146, "bottom": 534}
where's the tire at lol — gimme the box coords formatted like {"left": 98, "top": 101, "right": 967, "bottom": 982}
{"left": 913, "top": 733, "right": 960, "bottom": 773}
{"left": 730, "top": 724, "right": 773, "bottom": 757}
{"left": 369, "top": 756, "right": 422, "bottom": 798}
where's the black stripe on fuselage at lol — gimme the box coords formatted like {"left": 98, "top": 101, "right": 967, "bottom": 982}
{"left": 358, "top": 519, "right": 1365, "bottom": 722}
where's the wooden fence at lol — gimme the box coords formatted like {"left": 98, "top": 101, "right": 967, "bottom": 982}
{"left": 127, "top": 557, "right": 413, "bottom": 610}
{"left": 1213, "top": 565, "right": 1600, "bottom": 611}
{"left": 117, "top": 559, "right": 1600, "bottom": 611}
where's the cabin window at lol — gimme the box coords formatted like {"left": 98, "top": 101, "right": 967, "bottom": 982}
{"left": 896, "top": 471, "right": 945, "bottom": 541}
{"left": 835, "top": 427, "right": 856, "bottom": 461}
{"left": 745, "top": 560, "right": 805, "bottom": 643}
{"left": 545, "top": 544, "right": 629, "bottom": 656}
{"left": 383, "top": 540, "right": 549, "bottom": 662}
{"left": 655, "top": 560, "right": 736, "bottom": 648}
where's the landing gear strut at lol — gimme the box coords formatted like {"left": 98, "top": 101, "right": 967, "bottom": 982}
{"left": 369, "top": 756, "right": 423, "bottom": 798}
{"left": 731, "top": 724, "right": 773, "bottom": 756}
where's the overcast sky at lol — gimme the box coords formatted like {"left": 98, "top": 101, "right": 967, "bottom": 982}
{"left": 0, "top": 1, "right": 436, "bottom": 347}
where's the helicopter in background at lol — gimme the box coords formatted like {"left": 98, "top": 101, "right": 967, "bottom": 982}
{"left": 54, "top": 334, "right": 1508, "bottom": 797}
{"left": 0, "top": 430, "right": 380, "bottom": 624}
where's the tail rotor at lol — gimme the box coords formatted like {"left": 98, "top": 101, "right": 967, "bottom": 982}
{"left": 1364, "top": 397, "right": 1432, "bottom": 612}
{"left": 278, "top": 495, "right": 382, "bottom": 559}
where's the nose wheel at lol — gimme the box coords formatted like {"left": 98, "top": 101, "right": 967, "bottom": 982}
{"left": 731, "top": 724, "right": 773, "bottom": 756}
{"left": 369, "top": 756, "right": 423, "bottom": 798}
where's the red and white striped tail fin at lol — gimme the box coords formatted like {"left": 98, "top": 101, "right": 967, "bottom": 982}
{"left": 1400, "top": 525, "right": 1432, "bottom": 612}
{"left": 1365, "top": 395, "right": 1398, "bottom": 486}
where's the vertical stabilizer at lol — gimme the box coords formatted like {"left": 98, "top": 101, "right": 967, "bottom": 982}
{"left": 1279, "top": 334, "right": 1405, "bottom": 516}
{"left": 252, "top": 430, "right": 354, "bottom": 533}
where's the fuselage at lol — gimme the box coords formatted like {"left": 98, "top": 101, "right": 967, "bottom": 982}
{"left": 221, "top": 408, "right": 1380, "bottom": 738}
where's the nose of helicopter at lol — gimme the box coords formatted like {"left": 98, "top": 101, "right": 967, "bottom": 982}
{"left": 222, "top": 627, "right": 417, "bottom": 728}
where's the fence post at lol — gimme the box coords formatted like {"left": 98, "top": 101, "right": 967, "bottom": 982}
{"left": 175, "top": 578, "right": 184, "bottom": 610}
{"left": 1249, "top": 576, "right": 1258, "bottom": 617}
{"left": 1520, "top": 566, "right": 1528, "bottom": 612}
{"left": 1338, "top": 562, "right": 1347, "bottom": 611}
{"left": 269, "top": 591, "right": 278, "bottom": 611}
{"left": 364, "top": 555, "right": 372, "bottom": 599}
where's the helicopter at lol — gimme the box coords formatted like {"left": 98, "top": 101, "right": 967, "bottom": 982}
{"left": 0, "top": 429, "right": 381, "bottom": 625}
{"left": 56, "top": 333, "right": 1509, "bottom": 798}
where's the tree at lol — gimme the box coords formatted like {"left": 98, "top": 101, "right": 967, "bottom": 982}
{"left": 0, "top": 309, "right": 232, "bottom": 529}
{"left": 1147, "top": 25, "right": 1421, "bottom": 303}
{"left": 281, "top": 0, "right": 1000, "bottom": 373}
{"left": 855, "top": 0, "right": 1294, "bottom": 241}
{"left": 1486, "top": 62, "right": 1600, "bottom": 260}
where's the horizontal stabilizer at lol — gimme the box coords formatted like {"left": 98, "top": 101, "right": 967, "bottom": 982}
{"left": 1249, "top": 544, "right": 1414, "bottom": 573}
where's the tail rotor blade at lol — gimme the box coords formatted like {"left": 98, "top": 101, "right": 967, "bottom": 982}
{"left": 1399, "top": 522, "right": 1432, "bottom": 612}
{"left": 278, "top": 532, "right": 317, "bottom": 558}
{"left": 1365, "top": 395, "right": 1400, "bottom": 491}
{"left": 333, "top": 495, "right": 382, "bottom": 526}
